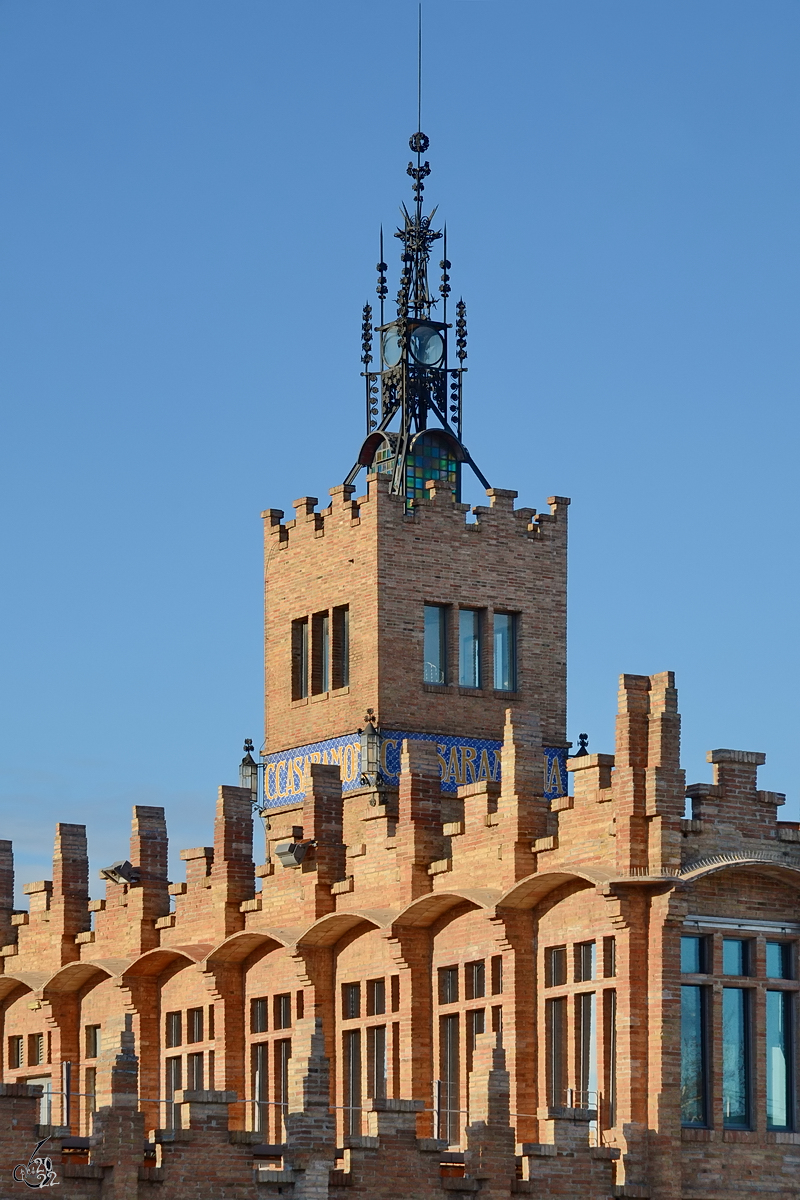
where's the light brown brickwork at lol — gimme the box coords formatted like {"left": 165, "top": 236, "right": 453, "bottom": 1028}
{"left": 1, "top": 466, "right": 797, "bottom": 1198}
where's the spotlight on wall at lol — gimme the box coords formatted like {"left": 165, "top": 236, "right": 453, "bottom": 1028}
{"left": 99, "top": 860, "right": 140, "bottom": 886}
{"left": 274, "top": 841, "right": 312, "bottom": 869}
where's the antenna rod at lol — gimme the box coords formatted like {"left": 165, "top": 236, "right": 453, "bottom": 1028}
{"left": 417, "top": 3, "right": 422, "bottom": 135}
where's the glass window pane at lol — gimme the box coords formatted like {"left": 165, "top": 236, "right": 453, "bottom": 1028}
{"left": 493, "top": 613, "right": 516, "bottom": 691}
{"left": 723, "top": 939, "right": 747, "bottom": 976}
{"left": 681, "top": 985, "right": 707, "bottom": 1126}
{"left": 459, "top": 610, "right": 481, "bottom": 688}
{"left": 767, "top": 991, "right": 793, "bottom": 1130}
{"left": 767, "top": 942, "right": 793, "bottom": 980}
{"left": 681, "top": 936, "right": 704, "bottom": 974}
{"left": 722, "top": 988, "right": 751, "bottom": 1128}
{"left": 424, "top": 605, "right": 446, "bottom": 684}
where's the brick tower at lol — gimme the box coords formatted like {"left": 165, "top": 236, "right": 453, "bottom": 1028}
{"left": 260, "top": 132, "right": 570, "bottom": 807}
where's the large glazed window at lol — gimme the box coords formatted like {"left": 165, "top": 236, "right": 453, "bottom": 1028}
{"left": 424, "top": 605, "right": 447, "bottom": 684}
{"left": 493, "top": 612, "right": 517, "bottom": 691}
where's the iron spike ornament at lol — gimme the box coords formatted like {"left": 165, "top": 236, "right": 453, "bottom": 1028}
{"left": 346, "top": 133, "right": 490, "bottom": 504}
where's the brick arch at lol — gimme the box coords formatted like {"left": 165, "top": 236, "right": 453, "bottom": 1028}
{"left": 392, "top": 891, "right": 484, "bottom": 930}
{"left": 296, "top": 911, "right": 381, "bottom": 949}
{"left": 497, "top": 865, "right": 612, "bottom": 911}
{"left": 204, "top": 930, "right": 288, "bottom": 968}
{"left": 42, "top": 961, "right": 111, "bottom": 998}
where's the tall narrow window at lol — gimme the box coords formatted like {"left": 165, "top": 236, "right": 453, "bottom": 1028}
{"left": 84, "top": 1067, "right": 96, "bottom": 1132}
{"left": 343, "top": 983, "right": 361, "bottom": 1020}
{"left": 275, "top": 1039, "right": 291, "bottom": 1140}
{"left": 187, "top": 1051, "right": 203, "bottom": 1090}
{"left": 187, "top": 1008, "right": 203, "bottom": 1043}
{"left": 291, "top": 617, "right": 309, "bottom": 700}
{"left": 466, "top": 1009, "right": 485, "bottom": 1073}
{"left": 491, "top": 955, "right": 503, "bottom": 996}
{"left": 165, "top": 1011, "right": 182, "bottom": 1048}
{"left": 8, "top": 1036, "right": 22, "bottom": 1069}
{"left": 251, "top": 997, "right": 268, "bottom": 1034}
{"left": 603, "top": 937, "right": 616, "bottom": 979}
{"left": 165, "top": 1056, "right": 182, "bottom": 1130}
{"left": 439, "top": 1013, "right": 460, "bottom": 1145}
{"left": 29, "top": 1034, "right": 44, "bottom": 1066}
{"left": 576, "top": 942, "right": 596, "bottom": 982}
{"left": 344, "top": 1029, "right": 362, "bottom": 1136}
{"left": 465, "top": 960, "right": 485, "bottom": 1000}
{"left": 546, "top": 997, "right": 567, "bottom": 1106}
{"left": 766, "top": 991, "right": 793, "bottom": 1130}
{"left": 368, "top": 1025, "right": 387, "bottom": 1099}
{"left": 493, "top": 612, "right": 517, "bottom": 691}
{"left": 311, "top": 611, "right": 330, "bottom": 694}
{"left": 439, "top": 966, "right": 459, "bottom": 1005}
{"left": 332, "top": 605, "right": 350, "bottom": 688}
{"left": 576, "top": 992, "right": 597, "bottom": 1106}
{"left": 681, "top": 985, "right": 708, "bottom": 1126}
{"left": 274, "top": 993, "right": 291, "bottom": 1030}
{"left": 424, "top": 605, "right": 447, "bottom": 684}
{"left": 722, "top": 988, "right": 751, "bottom": 1128}
{"left": 252, "top": 1042, "right": 268, "bottom": 1134}
{"left": 458, "top": 609, "right": 481, "bottom": 688}
{"left": 604, "top": 989, "right": 617, "bottom": 1128}
{"left": 367, "top": 978, "right": 386, "bottom": 1016}
{"left": 545, "top": 946, "right": 567, "bottom": 988}
{"left": 208, "top": 1005, "right": 215, "bottom": 1040}
{"left": 85, "top": 1025, "right": 101, "bottom": 1058}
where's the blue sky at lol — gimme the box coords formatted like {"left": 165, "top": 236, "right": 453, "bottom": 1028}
{"left": 1, "top": 0, "right": 798, "bottom": 900}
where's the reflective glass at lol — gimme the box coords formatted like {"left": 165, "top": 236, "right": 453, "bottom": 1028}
{"left": 459, "top": 609, "right": 481, "bottom": 688}
{"left": 766, "top": 990, "right": 793, "bottom": 1130}
{"left": 767, "top": 942, "right": 793, "bottom": 980}
{"left": 493, "top": 613, "right": 517, "bottom": 691}
{"left": 722, "top": 988, "right": 750, "bottom": 1128}
{"left": 410, "top": 326, "right": 444, "bottom": 365}
{"left": 681, "top": 936, "right": 705, "bottom": 974}
{"left": 381, "top": 329, "right": 402, "bottom": 366}
{"left": 681, "top": 985, "right": 707, "bottom": 1126}
{"left": 424, "top": 605, "right": 446, "bottom": 684}
{"left": 723, "top": 938, "right": 748, "bottom": 976}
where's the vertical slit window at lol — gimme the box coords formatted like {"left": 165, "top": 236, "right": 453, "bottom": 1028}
{"left": 767, "top": 942, "right": 794, "bottom": 979}
{"left": 252, "top": 1042, "right": 268, "bottom": 1134}
{"left": 251, "top": 998, "right": 268, "bottom": 1035}
{"left": 332, "top": 605, "right": 350, "bottom": 689}
{"left": 603, "top": 937, "right": 616, "bottom": 979}
{"left": 546, "top": 997, "right": 567, "bottom": 1106}
{"left": 85, "top": 1067, "right": 96, "bottom": 1132}
{"left": 424, "top": 605, "right": 447, "bottom": 684}
{"left": 491, "top": 955, "right": 503, "bottom": 996}
{"left": 291, "top": 617, "right": 309, "bottom": 700}
{"left": 722, "top": 988, "right": 751, "bottom": 1128}
{"left": 493, "top": 612, "right": 517, "bottom": 691}
{"left": 439, "top": 966, "right": 459, "bottom": 1005}
{"left": 439, "top": 1013, "right": 460, "bottom": 1145}
{"left": 465, "top": 960, "right": 485, "bottom": 1000}
{"left": 85, "top": 1025, "right": 101, "bottom": 1058}
{"left": 367, "top": 978, "right": 386, "bottom": 1016}
{"left": 311, "top": 611, "right": 329, "bottom": 694}
{"left": 165, "top": 1056, "right": 182, "bottom": 1130}
{"left": 681, "top": 935, "right": 707, "bottom": 974}
{"left": 344, "top": 1029, "right": 362, "bottom": 1136}
{"left": 274, "top": 993, "right": 291, "bottom": 1030}
{"left": 546, "top": 946, "right": 567, "bottom": 988}
{"left": 576, "top": 993, "right": 597, "bottom": 1107}
{"left": 187, "top": 1051, "right": 203, "bottom": 1091}
{"left": 681, "top": 985, "right": 708, "bottom": 1126}
{"left": 275, "top": 1039, "right": 291, "bottom": 1140}
{"left": 187, "top": 1008, "right": 203, "bottom": 1043}
{"left": 605, "top": 989, "right": 617, "bottom": 1128}
{"left": 368, "top": 1025, "right": 387, "bottom": 1100}
{"left": 458, "top": 609, "right": 481, "bottom": 688}
{"left": 8, "top": 1036, "right": 22, "bottom": 1070}
{"left": 575, "top": 942, "right": 596, "bottom": 983}
{"left": 343, "top": 982, "right": 361, "bottom": 1020}
{"left": 767, "top": 991, "right": 793, "bottom": 1130}
{"left": 722, "top": 938, "right": 750, "bottom": 977}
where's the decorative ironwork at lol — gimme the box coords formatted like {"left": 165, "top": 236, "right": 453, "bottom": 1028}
{"left": 344, "top": 131, "right": 490, "bottom": 502}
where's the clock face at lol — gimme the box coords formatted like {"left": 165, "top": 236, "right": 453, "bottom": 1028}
{"left": 410, "top": 325, "right": 444, "bottom": 366}
{"left": 381, "top": 329, "right": 402, "bottom": 367}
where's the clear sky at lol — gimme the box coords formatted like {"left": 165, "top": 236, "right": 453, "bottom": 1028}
{"left": 1, "top": 0, "right": 798, "bottom": 902}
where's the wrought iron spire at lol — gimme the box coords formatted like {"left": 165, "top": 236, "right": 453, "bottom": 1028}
{"left": 345, "top": 132, "right": 489, "bottom": 504}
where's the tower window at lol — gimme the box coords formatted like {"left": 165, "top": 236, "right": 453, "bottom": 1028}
{"left": 493, "top": 612, "right": 517, "bottom": 691}
{"left": 424, "top": 605, "right": 447, "bottom": 684}
{"left": 291, "top": 617, "right": 309, "bottom": 700}
{"left": 311, "top": 611, "right": 329, "bottom": 694}
{"left": 458, "top": 609, "right": 481, "bottom": 688}
{"left": 332, "top": 605, "right": 350, "bottom": 689}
